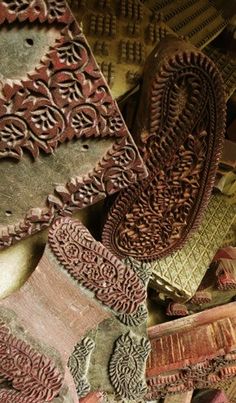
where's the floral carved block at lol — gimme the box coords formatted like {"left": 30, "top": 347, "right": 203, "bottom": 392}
{"left": 0, "top": 0, "right": 147, "bottom": 249}
{"left": 0, "top": 216, "right": 148, "bottom": 401}
{"left": 0, "top": 314, "right": 64, "bottom": 403}
{"left": 102, "top": 36, "right": 226, "bottom": 262}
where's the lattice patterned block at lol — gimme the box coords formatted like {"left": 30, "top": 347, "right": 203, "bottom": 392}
{"left": 149, "top": 194, "right": 236, "bottom": 300}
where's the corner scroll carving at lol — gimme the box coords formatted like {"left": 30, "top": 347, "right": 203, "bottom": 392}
{"left": 109, "top": 332, "right": 151, "bottom": 400}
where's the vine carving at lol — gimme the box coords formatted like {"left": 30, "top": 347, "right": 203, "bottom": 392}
{"left": 68, "top": 337, "right": 95, "bottom": 398}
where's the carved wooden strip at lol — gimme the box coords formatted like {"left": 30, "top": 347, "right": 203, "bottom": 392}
{"left": 0, "top": 0, "right": 147, "bottom": 249}
{"left": 48, "top": 216, "right": 146, "bottom": 315}
{"left": 0, "top": 317, "right": 64, "bottom": 403}
{"left": 102, "top": 36, "right": 226, "bottom": 262}
{"left": 146, "top": 302, "right": 236, "bottom": 399}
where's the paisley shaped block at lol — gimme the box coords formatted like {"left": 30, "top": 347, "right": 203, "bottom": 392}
{"left": 102, "top": 36, "right": 226, "bottom": 262}
{"left": 0, "top": 0, "right": 147, "bottom": 249}
{"left": 48, "top": 216, "right": 147, "bottom": 316}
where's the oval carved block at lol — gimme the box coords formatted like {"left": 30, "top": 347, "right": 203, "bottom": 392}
{"left": 102, "top": 36, "right": 226, "bottom": 261}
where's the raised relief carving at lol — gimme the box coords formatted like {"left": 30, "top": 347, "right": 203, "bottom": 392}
{"left": 117, "top": 257, "right": 151, "bottom": 326}
{"left": 48, "top": 217, "right": 146, "bottom": 315}
{"left": 109, "top": 332, "right": 151, "bottom": 400}
{"left": 68, "top": 337, "right": 95, "bottom": 398}
{"left": 0, "top": 0, "right": 147, "bottom": 249}
{"left": 102, "top": 37, "right": 226, "bottom": 262}
{"left": 146, "top": 303, "right": 236, "bottom": 399}
{"left": 0, "top": 317, "right": 64, "bottom": 403}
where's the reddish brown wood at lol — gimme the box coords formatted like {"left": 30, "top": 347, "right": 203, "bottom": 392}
{"left": 146, "top": 302, "right": 236, "bottom": 399}
{"left": 80, "top": 392, "right": 104, "bottom": 403}
{"left": 48, "top": 217, "right": 146, "bottom": 315}
{"left": 0, "top": 216, "right": 147, "bottom": 401}
{"left": 0, "top": 0, "right": 147, "bottom": 249}
{"left": 102, "top": 36, "right": 226, "bottom": 262}
{"left": 0, "top": 318, "right": 64, "bottom": 403}
{"left": 166, "top": 302, "right": 189, "bottom": 317}
{"left": 214, "top": 248, "right": 236, "bottom": 290}
{"left": 192, "top": 389, "right": 229, "bottom": 403}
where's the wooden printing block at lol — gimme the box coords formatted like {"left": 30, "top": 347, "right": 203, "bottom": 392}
{"left": 102, "top": 36, "right": 226, "bottom": 263}
{"left": 0, "top": 216, "right": 149, "bottom": 402}
{"left": 69, "top": 0, "right": 173, "bottom": 99}
{"left": 223, "top": 378, "right": 236, "bottom": 403}
{"left": 69, "top": 0, "right": 230, "bottom": 99}
{"left": 148, "top": 194, "right": 236, "bottom": 301}
{"left": 146, "top": 302, "right": 236, "bottom": 399}
{"left": 0, "top": 0, "right": 147, "bottom": 250}
{"left": 68, "top": 316, "right": 151, "bottom": 401}
{"left": 143, "top": 0, "right": 229, "bottom": 49}
{"left": 147, "top": 204, "right": 236, "bottom": 307}
{"left": 185, "top": 246, "right": 236, "bottom": 313}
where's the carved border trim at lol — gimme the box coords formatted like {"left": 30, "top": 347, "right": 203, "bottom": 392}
{"left": 0, "top": 0, "right": 147, "bottom": 249}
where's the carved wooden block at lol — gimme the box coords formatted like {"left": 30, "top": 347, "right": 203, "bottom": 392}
{"left": 0, "top": 217, "right": 148, "bottom": 401}
{"left": 144, "top": 0, "right": 229, "bottom": 48}
{"left": 214, "top": 247, "right": 236, "bottom": 291}
{"left": 68, "top": 317, "right": 151, "bottom": 401}
{"left": 0, "top": 0, "right": 147, "bottom": 250}
{"left": 164, "top": 390, "right": 193, "bottom": 403}
{"left": 69, "top": 0, "right": 173, "bottom": 99}
{"left": 69, "top": 0, "right": 231, "bottom": 101}
{"left": 122, "top": 194, "right": 236, "bottom": 301}
{"left": 205, "top": 46, "right": 236, "bottom": 100}
{"left": 223, "top": 378, "right": 236, "bottom": 403}
{"left": 0, "top": 312, "right": 66, "bottom": 403}
{"left": 146, "top": 302, "right": 236, "bottom": 399}
{"left": 102, "top": 36, "right": 226, "bottom": 263}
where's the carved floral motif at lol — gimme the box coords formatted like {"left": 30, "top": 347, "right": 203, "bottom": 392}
{"left": 0, "top": 319, "right": 63, "bottom": 402}
{"left": 48, "top": 217, "right": 146, "bottom": 315}
{"left": 102, "top": 39, "right": 225, "bottom": 261}
{"left": 109, "top": 332, "right": 151, "bottom": 400}
{"left": 68, "top": 337, "right": 95, "bottom": 398}
{"left": 0, "top": 0, "right": 147, "bottom": 249}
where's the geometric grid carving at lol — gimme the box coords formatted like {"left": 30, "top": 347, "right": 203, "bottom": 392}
{"left": 150, "top": 194, "right": 236, "bottom": 300}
